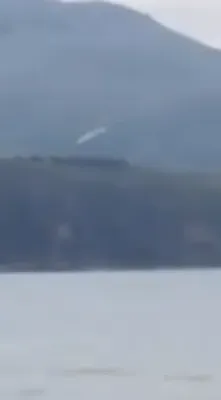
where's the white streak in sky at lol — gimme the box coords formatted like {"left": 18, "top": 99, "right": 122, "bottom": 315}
{"left": 76, "top": 127, "right": 107, "bottom": 145}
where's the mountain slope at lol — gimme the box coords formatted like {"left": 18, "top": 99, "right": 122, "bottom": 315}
{"left": 0, "top": 0, "right": 221, "bottom": 169}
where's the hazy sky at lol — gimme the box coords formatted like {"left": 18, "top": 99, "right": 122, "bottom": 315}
{"left": 62, "top": 0, "right": 221, "bottom": 48}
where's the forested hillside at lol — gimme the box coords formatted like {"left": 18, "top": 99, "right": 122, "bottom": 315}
{"left": 1, "top": 156, "right": 221, "bottom": 271}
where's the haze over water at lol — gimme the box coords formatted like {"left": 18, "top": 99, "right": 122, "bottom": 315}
{"left": 0, "top": 270, "right": 220, "bottom": 399}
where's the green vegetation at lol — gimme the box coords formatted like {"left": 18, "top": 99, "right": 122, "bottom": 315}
{"left": 1, "top": 156, "right": 221, "bottom": 271}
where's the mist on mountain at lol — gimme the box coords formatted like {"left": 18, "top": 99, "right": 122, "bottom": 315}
{"left": 0, "top": 0, "right": 221, "bottom": 170}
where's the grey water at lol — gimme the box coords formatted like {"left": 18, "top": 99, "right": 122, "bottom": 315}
{"left": 0, "top": 269, "right": 220, "bottom": 399}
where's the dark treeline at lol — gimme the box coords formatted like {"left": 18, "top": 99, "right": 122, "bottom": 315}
{"left": 1, "top": 156, "right": 221, "bottom": 271}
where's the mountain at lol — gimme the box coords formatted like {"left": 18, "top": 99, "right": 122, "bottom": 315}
{"left": 0, "top": 0, "right": 221, "bottom": 170}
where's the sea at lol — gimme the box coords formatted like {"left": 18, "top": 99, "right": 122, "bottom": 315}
{"left": 0, "top": 269, "right": 220, "bottom": 399}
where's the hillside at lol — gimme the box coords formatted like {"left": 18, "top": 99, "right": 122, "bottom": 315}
{"left": 1, "top": 155, "right": 221, "bottom": 269}
{"left": 0, "top": 0, "right": 221, "bottom": 169}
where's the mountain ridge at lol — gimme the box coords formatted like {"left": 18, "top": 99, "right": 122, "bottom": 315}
{"left": 0, "top": 0, "right": 221, "bottom": 170}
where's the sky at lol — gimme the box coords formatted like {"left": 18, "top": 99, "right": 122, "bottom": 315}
{"left": 61, "top": 0, "right": 221, "bottom": 49}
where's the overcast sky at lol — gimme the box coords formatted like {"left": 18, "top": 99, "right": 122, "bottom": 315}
{"left": 61, "top": 0, "right": 221, "bottom": 48}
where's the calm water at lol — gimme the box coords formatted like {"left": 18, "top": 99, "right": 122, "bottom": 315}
{"left": 0, "top": 270, "right": 220, "bottom": 399}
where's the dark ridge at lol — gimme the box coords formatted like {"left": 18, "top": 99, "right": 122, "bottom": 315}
{"left": 29, "top": 155, "right": 131, "bottom": 169}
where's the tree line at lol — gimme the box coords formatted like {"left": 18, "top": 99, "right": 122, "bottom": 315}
{"left": 1, "top": 156, "right": 221, "bottom": 271}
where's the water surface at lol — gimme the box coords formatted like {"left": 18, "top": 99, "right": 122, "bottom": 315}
{"left": 0, "top": 269, "right": 220, "bottom": 399}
